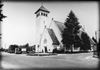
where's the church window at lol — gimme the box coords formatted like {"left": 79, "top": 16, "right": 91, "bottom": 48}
{"left": 43, "top": 13, "right": 45, "bottom": 16}
{"left": 41, "top": 13, "right": 47, "bottom": 16}
{"left": 44, "top": 39, "right": 47, "bottom": 44}
{"left": 41, "top": 13, "right": 43, "bottom": 16}
{"left": 45, "top": 14, "right": 47, "bottom": 17}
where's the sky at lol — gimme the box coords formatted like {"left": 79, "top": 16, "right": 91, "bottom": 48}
{"left": 2, "top": 1, "right": 99, "bottom": 48}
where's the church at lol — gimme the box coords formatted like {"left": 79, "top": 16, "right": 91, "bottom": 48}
{"left": 34, "top": 5, "right": 95, "bottom": 53}
{"left": 34, "top": 5, "right": 65, "bottom": 53}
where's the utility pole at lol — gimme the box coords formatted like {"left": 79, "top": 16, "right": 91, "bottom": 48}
{"left": 95, "top": 31, "right": 97, "bottom": 42}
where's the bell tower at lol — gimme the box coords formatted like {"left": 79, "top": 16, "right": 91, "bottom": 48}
{"left": 35, "top": 5, "right": 50, "bottom": 47}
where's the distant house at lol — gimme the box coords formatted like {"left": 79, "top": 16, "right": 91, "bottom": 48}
{"left": 19, "top": 44, "right": 28, "bottom": 53}
{"left": 21, "top": 46, "right": 27, "bottom": 53}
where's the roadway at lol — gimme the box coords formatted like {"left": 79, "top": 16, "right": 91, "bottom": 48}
{"left": 1, "top": 52, "right": 99, "bottom": 70}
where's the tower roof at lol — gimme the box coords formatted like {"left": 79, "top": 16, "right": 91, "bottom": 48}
{"left": 35, "top": 5, "right": 50, "bottom": 14}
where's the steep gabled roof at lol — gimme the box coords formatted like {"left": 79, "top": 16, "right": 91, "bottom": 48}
{"left": 54, "top": 20, "right": 65, "bottom": 33}
{"left": 47, "top": 28, "right": 60, "bottom": 45}
{"left": 35, "top": 5, "right": 50, "bottom": 14}
{"left": 78, "top": 30, "right": 96, "bottom": 45}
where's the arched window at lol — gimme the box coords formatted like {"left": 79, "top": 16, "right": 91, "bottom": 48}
{"left": 41, "top": 13, "right": 47, "bottom": 17}
{"left": 45, "top": 14, "right": 47, "bottom": 17}
{"left": 44, "top": 13, "right": 45, "bottom": 16}
{"left": 41, "top": 13, "right": 43, "bottom": 16}
{"left": 44, "top": 39, "right": 47, "bottom": 44}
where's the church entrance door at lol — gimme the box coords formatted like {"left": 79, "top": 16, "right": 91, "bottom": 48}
{"left": 44, "top": 46, "right": 47, "bottom": 53}
{"left": 43, "top": 39, "right": 47, "bottom": 53}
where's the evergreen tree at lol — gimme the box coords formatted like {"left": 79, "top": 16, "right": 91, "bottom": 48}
{"left": 80, "top": 32, "right": 91, "bottom": 51}
{"left": 62, "top": 10, "right": 81, "bottom": 52}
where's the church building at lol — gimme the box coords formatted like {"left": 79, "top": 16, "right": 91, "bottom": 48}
{"left": 34, "top": 5, "right": 65, "bottom": 53}
{"left": 34, "top": 5, "right": 94, "bottom": 53}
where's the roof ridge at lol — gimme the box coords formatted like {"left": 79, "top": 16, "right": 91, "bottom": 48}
{"left": 53, "top": 20, "right": 63, "bottom": 24}
{"left": 35, "top": 5, "right": 50, "bottom": 14}
{"left": 40, "top": 5, "right": 48, "bottom": 10}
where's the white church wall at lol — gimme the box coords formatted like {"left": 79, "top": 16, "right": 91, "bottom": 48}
{"left": 45, "top": 29, "right": 54, "bottom": 52}
{"left": 35, "top": 14, "right": 48, "bottom": 45}
{"left": 39, "top": 29, "right": 47, "bottom": 52}
{"left": 39, "top": 29, "right": 53, "bottom": 53}
{"left": 35, "top": 16, "right": 41, "bottom": 45}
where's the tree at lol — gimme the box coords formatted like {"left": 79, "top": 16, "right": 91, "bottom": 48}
{"left": 8, "top": 44, "right": 19, "bottom": 53}
{"left": 0, "top": 2, "right": 6, "bottom": 21}
{"left": 74, "top": 34, "right": 82, "bottom": 48}
{"left": 62, "top": 10, "right": 81, "bottom": 52}
{"left": 80, "top": 32, "right": 91, "bottom": 51}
